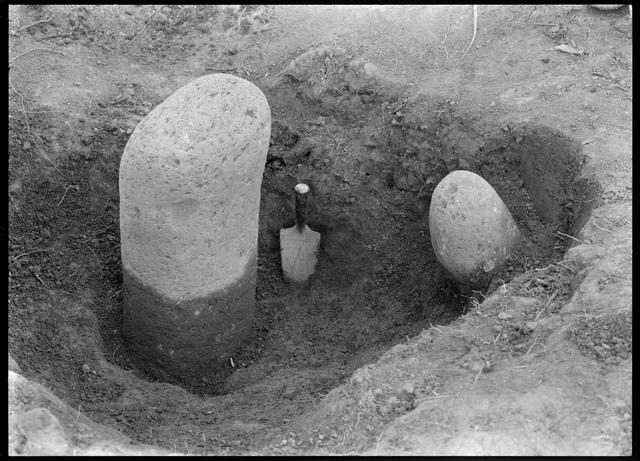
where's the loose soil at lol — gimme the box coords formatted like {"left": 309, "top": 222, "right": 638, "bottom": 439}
{"left": 8, "top": 5, "right": 632, "bottom": 456}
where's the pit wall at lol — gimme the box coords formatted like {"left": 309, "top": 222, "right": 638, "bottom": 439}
{"left": 514, "top": 125, "right": 601, "bottom": 235}
{"left": 264, "top": 48, "right": 604, "bottom": 297}
{"left": 268, "top": 46, "right": 600, "bottom": 241}
{"left": 379, "top": 93, "right": 599, "bottom": 238}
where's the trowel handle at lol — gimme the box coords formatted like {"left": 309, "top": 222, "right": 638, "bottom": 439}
{"left": 294, "top": 183, "right": 310, "bottom": 228}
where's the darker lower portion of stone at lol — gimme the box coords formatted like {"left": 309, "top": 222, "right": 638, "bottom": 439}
{"left": 439, "top": 237, "right": 522, "bottom": 292}
{"left": 122, "top": 260, "right": 256, "bottom": 381}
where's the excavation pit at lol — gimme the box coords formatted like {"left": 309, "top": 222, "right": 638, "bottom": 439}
{"left": 10, "top": 4, "right": 629, "bottom": 455}
{"left": 8, "top": 90, "right": 599, "bottom": 452}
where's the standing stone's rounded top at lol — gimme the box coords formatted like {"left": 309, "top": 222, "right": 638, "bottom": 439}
{"left": 432, "top": 170, "right": 497, "bottom": 204}
{"left": 437, "top": 169, "right": 478, "bottom": 183}
{"left": 127, "top": 73, "right": 270, "bottom": 153}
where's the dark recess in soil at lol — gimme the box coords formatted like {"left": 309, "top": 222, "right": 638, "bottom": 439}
{"left": 471, "top": 124, "right": 601, "bottom": 293}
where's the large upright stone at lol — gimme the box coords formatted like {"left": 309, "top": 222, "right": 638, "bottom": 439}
{"left": 429, "top": 170, "right": 522, "bottom": 289}
{"left": 119, "top": 73, "right": 271, "bottom": 379}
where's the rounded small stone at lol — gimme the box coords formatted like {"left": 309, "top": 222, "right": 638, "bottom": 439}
{"left": 119, "top": 73, "right": 271, "bottom": 379}
{"left": 428, "top": 170, "right": 522, "bottom": 289}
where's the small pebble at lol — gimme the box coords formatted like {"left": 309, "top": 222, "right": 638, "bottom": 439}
{"left": 400, "top": 381, "right": 415, "bottom": 396}
{"left": 153, "top": 13, "right": 168, "bottom": 24}
{"left": 541, "top": 57, "right": 550, "bottom": 63}
{"left": 9, "top": 180, "right": 22, "bottom": 195}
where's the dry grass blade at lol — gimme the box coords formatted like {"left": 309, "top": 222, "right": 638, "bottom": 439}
{"left": 521, "top": 6, "right": 537, "bottom": 22}
{"left": 207, "top": 67, "right": 238, "bottom": 72}
{"left": 111, "top": 94, "right": 129, "bottom": 105}
{"left": 554, "top": 231, "right": 587, "bottom": 245}
{"left": 235, "top": 7, "right": 247, "bottom": 31}
{"left": 57, "top": 185, "right": 72, "bottom": 207}
{"left": 609, "top": 84, "right": 629, "bottom": 92}
{"left": 12, "top": 15, "right": 55, "bottom": 35}
{"left": 591, "top": 222, "right": 611, "bottom": 233}
{"left": 33, "top": 148, "right": 65, "bottom": 177}
{"left": 87, "top": 245, "right": 103, "bottom": 280}
{"left": 440, "top": 24, "right": 451, "bottom": 61}
{"left": 34, "top": 272, "right": 49, "bottom": 288}
{"left": 455, "top": 4, "right": 478, "bottom": 65}
{"left": 472, "top": 366, "right": 483, "bottom": 384}
{"left": 39, "top": 32, "right": 73, "bottom": 41}
{"left": 132, "top": 7, "right": 160, "bottom": 42}
{"left": 554, "top": 260, "right": 576, "bottom": 272}
{"left": 9, "top": 79, "right": 30, "bottom": 133}
{"left": 440, "top": 24, "right": 450, "bottom": 47}
{"left": 13, "top": 249, "right": 49, "bottom": 261}
{"left": 526, "top": 341, "right": 547, "bottom": 356}
{"left": 9, "top": 47, "right": 65, "bottom": 65}
{"left": 534, "top": 289, "right": 559, "bottom": 322}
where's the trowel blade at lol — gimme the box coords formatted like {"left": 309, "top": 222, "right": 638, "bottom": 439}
{"left": 279, "top": 224, "right": 321, "bottom": 283}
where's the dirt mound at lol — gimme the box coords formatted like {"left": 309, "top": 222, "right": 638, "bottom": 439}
{"left": 9, "top": 368, "right": 170, "bottom": 456}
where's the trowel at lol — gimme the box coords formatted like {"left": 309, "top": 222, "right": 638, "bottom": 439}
{"left": 279, "top": 183, "right": 321, "bottom": 283}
